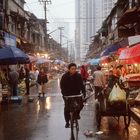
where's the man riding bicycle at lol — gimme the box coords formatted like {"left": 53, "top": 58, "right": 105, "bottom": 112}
{"left": 60, "top": 63, "right": 86, "bottom": 128}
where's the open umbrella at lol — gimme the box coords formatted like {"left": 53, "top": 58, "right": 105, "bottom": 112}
{"left": 36, "top": 58, "right": 50, "bottom": 64}
{"left": 28, "top": 55, "right": 37, "bottom": 63}
{"left": 0, "top": 47, "right": 30, "bottom": 65}
{"left": 54, "top": 59, "right": 63, "bottom": 64}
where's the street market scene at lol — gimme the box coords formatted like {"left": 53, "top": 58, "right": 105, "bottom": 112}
{"left": 0, "top": 0, "right": 140, "bottom": 140}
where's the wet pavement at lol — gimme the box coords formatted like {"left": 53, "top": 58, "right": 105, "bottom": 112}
{"left": 0, "top": 75, "right": 140, "bottom": 140}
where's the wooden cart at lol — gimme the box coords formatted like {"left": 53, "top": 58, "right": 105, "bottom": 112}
{"left": 95, "top": 90, "right": 131, "bottom": 129}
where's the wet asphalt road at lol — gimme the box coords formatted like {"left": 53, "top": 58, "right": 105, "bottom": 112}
{"left": 0, "top": 76, "right": 140, "bottom": 140}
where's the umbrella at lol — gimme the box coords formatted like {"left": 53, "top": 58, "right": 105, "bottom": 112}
{"left": 36, "top": 58, "right": 50, "bottom": 64}
{"left": 28, "top": 55, "right": 37, "bottom": 62}
{"left": 54, "top": 59, "right": 63, "bottom": 64}
{"left": 0, "top": 47, "right": 30, "bottom": 65}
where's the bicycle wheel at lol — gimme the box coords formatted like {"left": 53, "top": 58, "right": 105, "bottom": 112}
{"left": 75, "top": 119, "right": 79, "bottom": 140}
{"left": 95, "top": 102, "right": 101, "bottom": 130}
{"left": 70, "top": 113, "right": 75, "bottom": 140}
{"left": 70, "top": 112, "right": 74, "bottom": 131}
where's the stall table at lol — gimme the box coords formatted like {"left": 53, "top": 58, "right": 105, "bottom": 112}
{"left": 125, "top": 74, "right": 140, "bottom": 87}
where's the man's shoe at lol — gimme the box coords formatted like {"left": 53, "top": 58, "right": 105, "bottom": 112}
{"left": 65, "top": 122, "right": 69, "bottom": 128}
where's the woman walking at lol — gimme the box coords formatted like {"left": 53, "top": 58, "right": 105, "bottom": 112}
{"left": 37, "top": 68, "right": 48, "bottom": 98}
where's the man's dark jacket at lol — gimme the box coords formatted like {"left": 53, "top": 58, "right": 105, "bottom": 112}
{"left": 60, "top": 72, "right": 85, "bottom": 96}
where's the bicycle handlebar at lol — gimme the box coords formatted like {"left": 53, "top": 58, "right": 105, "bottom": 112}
{"left": 64, "top": 94, "right": 83, "bottom": 98}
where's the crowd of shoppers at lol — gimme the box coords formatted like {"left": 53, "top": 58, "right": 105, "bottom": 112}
{"left": 0, "top": 65, "right": 49, "bottom": 98}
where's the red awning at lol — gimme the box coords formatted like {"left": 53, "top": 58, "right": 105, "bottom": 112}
{"left": 115, "top": 47, "right": 127, "bottom": 55}
{"left": 119, "top": 44, "right": 140, "bottom": 64}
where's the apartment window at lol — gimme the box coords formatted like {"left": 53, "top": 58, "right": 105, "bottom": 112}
{"left": 109, "top": 3, "right": 112, "bottom": 7}
{"left": 10, "top": 18, "right": 16, "bottom": 33}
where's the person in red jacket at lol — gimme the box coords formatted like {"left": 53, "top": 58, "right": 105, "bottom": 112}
{"left": 80, "top": 65, "right": 89, "bottom": 83}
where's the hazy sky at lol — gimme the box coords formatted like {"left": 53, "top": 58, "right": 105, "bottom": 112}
{"left": 25, "top": 0, "right": 75, "bottom": 39}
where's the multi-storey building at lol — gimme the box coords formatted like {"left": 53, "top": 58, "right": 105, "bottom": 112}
{"left": 75, "top": 0, "right": 95, "bottom": 63}
{"left": 102, "top": 0, "right": 117, "bottom": 19}
{"left": 75, "top": 0, "right": 117, "bottom": 63}
{"left": 0, "top": 0, "right": 47, "bottom": 52}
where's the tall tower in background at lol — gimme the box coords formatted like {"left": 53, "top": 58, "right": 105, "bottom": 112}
{"left": 102, "top": 0, "right": 117, "bottom": 19}
{"left": 75, "top": 0, "right": 117, "bottom": 63}
{"left": 75, "top": 0, "right": 96, "bottom": 63}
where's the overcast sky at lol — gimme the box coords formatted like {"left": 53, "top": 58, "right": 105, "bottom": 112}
{"left": 25, "top": 0, "right": 75, "bottom": 39}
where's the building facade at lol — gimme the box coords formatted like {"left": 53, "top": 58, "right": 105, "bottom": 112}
{"left": 75, "top": 0, "right": 117, "bottom": 63}
{"left": 87, "top": 0, "right": 140, "bottom": 59}
{"left": 0, "top": 0, "right": 48, "bottom": 52}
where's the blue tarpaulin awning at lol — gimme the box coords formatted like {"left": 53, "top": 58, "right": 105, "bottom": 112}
{"left": 0, "top": 47, "right": 30, "bottom": 65}
{"left": 90, "top": 58, "right": 100, "bottom": 65}
{"left": 101, "top": 44, "right": 121, "bottom": 57}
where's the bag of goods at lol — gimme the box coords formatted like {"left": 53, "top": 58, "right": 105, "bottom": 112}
{"left": 108, "top": 83, "right": 126, "bottom": 105}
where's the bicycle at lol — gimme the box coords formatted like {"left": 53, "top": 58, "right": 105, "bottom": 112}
{"left": 64, "top": 94, "right": 83, "bottom": 140}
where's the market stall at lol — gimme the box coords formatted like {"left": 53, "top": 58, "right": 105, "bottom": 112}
{"left": 0, "top": 47, "right": 30, "bottom": 102}
{"left": 118, "top": 44, "right": 140, "bottom": 125}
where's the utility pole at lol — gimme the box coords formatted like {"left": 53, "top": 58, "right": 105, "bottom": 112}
{"left": 58, "top": 27, "right": 64, "bottom": 48}
{"left": 39, "top": 0, "right": 52, "bottom": 50}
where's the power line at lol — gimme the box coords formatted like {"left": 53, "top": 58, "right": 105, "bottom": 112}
{"left": 47, "top": 17, "right": 110, "bottom": 19}
{"left": 49, "top": 0, "right": 74, "bottom": 7}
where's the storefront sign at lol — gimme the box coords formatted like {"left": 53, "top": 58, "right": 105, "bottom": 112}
{"left": 128, "top": 35, "right": 140, "bottom": 46}
{"left": 4, "top": 32, "right": 16, "bottom": 47}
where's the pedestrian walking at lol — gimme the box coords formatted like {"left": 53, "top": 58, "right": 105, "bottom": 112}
{"left": 25, "top": 67, "right": 30, "bottom": 95}
{"left": 9, "top": 68, "right": 19, "bottom": 96}
{"left": 80, "top": 65, "right": 89, "bottom": 83}
{"left": 93, "top": 66, "right": 106, "bottom": 99}
{"left": 60, "top": 63, "right": 85, "bottom": 128}
{"left": 37, "top": 68, "right": 48, "bottom": 98}
{"left": 19, "top": 66, "right": 25, "bottom": 81}
{"left": 34, "top": 68, "right": 39, "bottom": 88}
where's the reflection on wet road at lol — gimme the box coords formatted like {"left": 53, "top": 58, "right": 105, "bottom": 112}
{"left": 0, "top": 76, "right": 139, "bottom": 140}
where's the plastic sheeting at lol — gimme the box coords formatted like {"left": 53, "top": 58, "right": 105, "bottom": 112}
{"left": 101, "top": 44, "right": 121, "bottom": 57}
{"left": 89, "top": 58, "right": 100, "bottom": 65}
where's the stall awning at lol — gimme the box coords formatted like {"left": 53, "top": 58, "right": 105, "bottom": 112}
{"left": 101, "top": 44, "right": 121, "bottom": 57}
{"left": 89, "top": 58, "right": 100, "bottom": 65}
{"left": 119, "top": 44, "right": 140, "bottom": 64}
{"left": 115, "top": 47, "right": 128, "bottom": 55}
{"left": 100, "top": 56, "right": 111, "bottom": 64}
